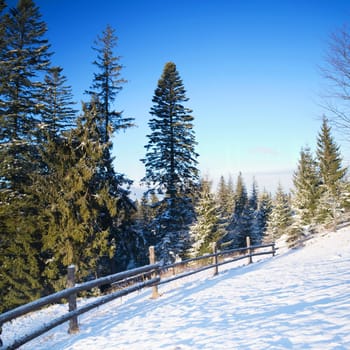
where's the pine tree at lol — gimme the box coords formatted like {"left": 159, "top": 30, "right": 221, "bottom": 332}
{"left": 41, "top": 66, "right": 77, "bottom": 139}
{"left": 136, "top": 192, "right": 159, "bottom": 246}
{"left": 39, "top": 103, "right": 115, "bottom": 291}
{"left": 233, "top": 172, "right": 248, "bottom": 220}
{"left": 292, "top": 146, "right": 321, "bottom": 226}
{"left": 189, "top": 177, "right": 225, "bottom": 257}
{"left": 86, "top": 24, "right": 133, "bottom": 142}
{"left": 265, "top": 184, "right": 293, "bottom": 242}
{"left": 221, "top": 173, "right": 248, "bottom": 248}
{"left": 132, "top": 193, "right": 158, "bottom": 265}
{"left": 234, "top": 179, "right": 260, "bottom": 248}
{"left": 286, "top": 222, "right": 305, "bottom": 249}
{"left": 0, "top": 0, "right": 51, "bottom": 191}
{"left": 216, "top": 175, "right": 234, "bottom": 224}
{"left": 247, "top": 179, "right": 260, "bottom": 244}
{"left": 256, "top": 190, "right": 272, "bottom": 242}
{"left": 316, "top": 117, "right": 347, "bottom": 230}
{"left": 0, "top": 0, "right": 52, "bottom": 311}
{"left": 142, "top": 62, "right": 199, "bottom": 263}
{"left": 84, "top": 25, "right": 138, "bottom": 272}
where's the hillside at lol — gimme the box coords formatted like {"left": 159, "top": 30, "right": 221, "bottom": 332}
{"left": 3, "top": 227, "right": 350, "bottom": 349}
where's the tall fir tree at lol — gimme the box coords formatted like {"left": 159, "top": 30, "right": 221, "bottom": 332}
{"left": 142, "top": 62, "right": 199, "bottom": 263}
{"left": 0, "top": 0, "right": 52, "bottom": 311}
{"left": 316, "top": 117, "right": 347, "bottom": 230}
{"left": 86, "top": 24, "right": 133, "bottom": 142}
{"left": 85, "top": 25, "right": 138, "bottom": 272}
{"left": 0, "top": 0, "right": 51, "bottom": 191}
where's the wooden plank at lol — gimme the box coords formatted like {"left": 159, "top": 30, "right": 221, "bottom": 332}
{"left": 149, "top": 246, "right": 160, "bottom": 299}
{"left": 67, "top": 265, "right": 79, "bottom": 334}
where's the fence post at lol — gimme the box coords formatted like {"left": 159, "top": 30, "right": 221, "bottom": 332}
{"left": 246, "top": 236, "right": 252, "bottom": 264}
{"left": 212, "top": 242, "right": 219, "bottom": 276}
{"left": 149, "top": 246, "right": 160, "bottom": 299}
{"left": 272, "top": 242, "right": 276, "bottom": 256}
{"left": 0, "top": 324, "right": 2, "bottom": 347}
{"left": 67, "top": 265, "right": 79, "bottom": 334}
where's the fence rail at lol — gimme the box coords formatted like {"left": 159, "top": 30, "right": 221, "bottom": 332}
{"left": 0, "top": 237, "right": 275, "bottom": 349}
{"left": 0, "top": 263, "right": 160, "bottom": 350}
{"left": 156, "top": 238, "right": 275, "bottom": 288}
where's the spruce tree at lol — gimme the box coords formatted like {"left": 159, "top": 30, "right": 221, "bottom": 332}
{"left": 41, "top": 66, "right": 77, "bottom": 139}
{"left": 0, "top": 0, "right": 52, "bottom": 311}
{"left": 265, "top": 184, "right": 293, "bottom": 242}
{"left": 256, "top": 190, "right": 272, "bottom": 242}
{"left": 189, "top": 177, "right": 225, "bottom": 257}
{"left": 292, "top": 146, "right": 321, "bottom": 226}
{"left": 233, "top": 179, "right": 260, "bottom": 248}
{"left": 0, "top": 0, "right": 51, "bottom": 191}
{"left": 86, "top": 24, "right": 133, "bottom": 142}
{"left": 216, "top": 175, "right": 234, "bottom": 224}
{"left": 247, "top": 179, "right": 260, "bottom": 244}
{"left": 316, "top": 117, "right": 347, "bottom": 230}
{"left": 142, "top": 62, "right": 199, "bottom": 263}
{"left": 84, "top": 25, "right": 138, "bottom": 272}
{"left": 39, "top": 103, "right": 115, "bottom": 290}
{"left": 233, "top": 172, "right": 248, "bottom": 221}
{"left": 132, "top": 194, "right": 155, "bottom": 265}
{"left": 221, "top": 173, "right": 248, "bottom": 248}
{"left": 136, "top": 192, "right": 159, "bottom": 247}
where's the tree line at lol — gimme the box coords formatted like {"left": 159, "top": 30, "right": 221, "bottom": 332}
{"left": 0, "top": 0, "right": 349, "bottom": 313}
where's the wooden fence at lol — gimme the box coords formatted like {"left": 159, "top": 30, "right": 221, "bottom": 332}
{"left": 0, "top": 264, "right": 160, "bottom": 350}
{"left": 0, "top": 237, "right": 275, "bottom": 349}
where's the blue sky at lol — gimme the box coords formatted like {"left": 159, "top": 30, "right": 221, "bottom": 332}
{"left": 22, "top": 0, "right": 350, "bottom": 194}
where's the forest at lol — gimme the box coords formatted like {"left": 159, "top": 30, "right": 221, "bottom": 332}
{"left": 1, "top": 0, "right": 350, "bottom": 313}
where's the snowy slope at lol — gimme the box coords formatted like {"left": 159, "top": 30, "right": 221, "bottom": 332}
{"left": 3, "top": 227, "right": 350, "bottom": 349}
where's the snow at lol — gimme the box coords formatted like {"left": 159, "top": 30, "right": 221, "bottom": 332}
{"left": 3, "top": 226, "right": 350, "bottom": 349}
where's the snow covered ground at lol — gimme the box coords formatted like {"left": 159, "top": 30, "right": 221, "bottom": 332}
{"left": 3, "top": 226, "right": 350, "bottom": 349}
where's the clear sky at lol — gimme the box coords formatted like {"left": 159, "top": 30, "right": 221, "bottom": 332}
{"left": 15, "top": 0, "right": 350, "bottom": 195}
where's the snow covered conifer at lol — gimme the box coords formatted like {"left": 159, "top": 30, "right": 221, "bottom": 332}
{"left": 247, "top": 180, "right": 262, "bottom": 245}
{"left": 222, "top": 173, "right": 249, "bottom": 248}
{"left": 256, "top": 190, "right": 272, "bottom": 242}
{"left": 141, "top": 62, "right": 199, "bottom": 263}
{"left": 189, "top": 177, "right": 225, "bottom": 257}
{"left": 216, "top": 175, "right": 234, "bottom": 223}
{"left": 233, "top": 172, "right": 248, "bottom": 220}
{"left": 292, "top": 146, "right": 321, "bottom": 226}
{"left": 316, "top": 117, "right": 347, "bottom": 230}
{"left": 265, "top": 184, "right": 293, "bottom": 242}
